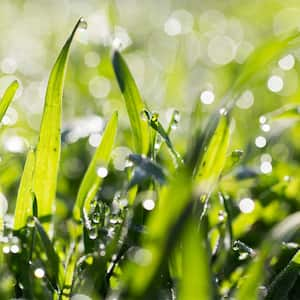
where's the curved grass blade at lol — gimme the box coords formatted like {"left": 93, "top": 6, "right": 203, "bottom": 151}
{"left": 13, "top": 148, "right": 35, "bottom": 231}
{"left": 112, "top": 51, "right": 149, "bottom": 155}
{"left": 32, "top": 18, "right": 85, "bottom": 227}
{"left": 0, "top": 80, "right": 19, "bottom": 122}
{"left": 232, "top": 30, "right": 300, "bottom": 95}
{"left": 266, "top": 250, "right": 300, "bottom": 300}
{"left": 236, "top": 211, "right": 300, "bottom": 300}
{"left": 144, "top": 110, "right": 183, "bottom": 167}
{"left": 194, "top": 112, "right": 231, "bottom": 195}
{"left": 262, "top": 104, "right": 300, "bottom": 123}
{"left": 73, "top": 111, "right": 118, "bottom": 222}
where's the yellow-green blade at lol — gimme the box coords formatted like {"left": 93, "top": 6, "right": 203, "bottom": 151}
{"left": 73, "top": 111, "right": 118, "bottom": 222}
{"left": 0, "top": 80, "right": 19, "bottom": 122}
{"left": 13, "top": 148, "right": 35, "bottom": 231}
{"left": 194, "top": 113, "right": 231, "bottom": 195}
{"left": 32, "top": 18, "right": 84, "bottom": 226}
{"left": 112, "top": 51, "right": 149, "bottom": 155}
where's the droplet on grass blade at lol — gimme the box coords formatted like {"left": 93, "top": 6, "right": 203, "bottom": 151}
{"left": 79, "top": 17, "right": 88, "bottom": 30}
{"left": 34, "top": 268, "right": 45, "bottom": 279}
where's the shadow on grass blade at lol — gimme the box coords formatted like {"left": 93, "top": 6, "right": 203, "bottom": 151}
{"left": 73, "top": 111, "right": 118, "bottom": 222}
{"left": 112, "top": 51, "right": 149, "bottom": 155}
{"left": 32, "top": 18, "right": 85, "bottom": 230}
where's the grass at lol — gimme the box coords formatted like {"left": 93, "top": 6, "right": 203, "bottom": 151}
{"left": 0, "top": 16, "right": 300, "bottom": 300}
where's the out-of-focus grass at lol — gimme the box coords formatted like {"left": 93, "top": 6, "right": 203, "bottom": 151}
{"left": 0, "top": 1, "right": 300, "bottom": 300}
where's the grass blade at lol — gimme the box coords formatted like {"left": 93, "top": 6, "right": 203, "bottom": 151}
{"left": 73, "top": 111, "right": 118, "bottom": 221}
{"left": 266, "top": 250, "right": 300, "bottom": 300}
{"left": 13, "top": 148, "right": 35, "bottom": 231}
{"left": 123, "top": 170, "right": 193, "bottom": 298}
{"left": 112, "top": 51, "right": 149, "bottom": 155}
{"left": 0, "top": 80, "right": 19, "bottom": 122}
{"left": 179, "top": 218, "right": 212, "bottom": 300}
{"left": 34, "top": 216, "right": 64, "bottom": 291}
{"left": 32, "top": 18, "right": 84, "bottom": 227}
{"left": 194, "top": 112, "right": 231, "bottom": 195}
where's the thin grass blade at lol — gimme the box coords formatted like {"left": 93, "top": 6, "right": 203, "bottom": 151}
{"left": 32, "top": 18, "right": 84, "bottom": 227}
{"left": 112, "top": 51, "right": 149, "bottom": 155}
{"left": 0, "top": 80, "right": 19, "bottom": 122}
{"left": 73, "top": 111, "right": 118, "bottom": 221}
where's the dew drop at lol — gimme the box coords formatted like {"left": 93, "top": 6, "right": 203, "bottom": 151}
{"left": 2, "top": 246, "right": 10, "bottom": 254}
{"left": 34, "top": 268, "right": 45, "bottom": 278}
{"left": 97, "top": 167, "right": 108, "bottom": 178}
{"left": 239, "top": 198, "right": 255, "bottom": 214}
{"left": 142, "top": 199, "right": 155, "bottom": 211}
{"left": 10, "top": 245, "right": 20, "bottom": 254}
{"left": 79, "top": 18, "right": 88, "bottom": 30}
{"left": 92, "top": 212, "right": 100, "bottom": 224}
{"left": 255, "top": 136, "right": 267, "bottom": 148}
{"left": 88, "top": 226, "right": 98, "bottom": 240}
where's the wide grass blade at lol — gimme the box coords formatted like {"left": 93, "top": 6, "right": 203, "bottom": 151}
{"left": 13, "top": 148, "right": 35, "bottom": 231}
{"left": 194, "top": 112, "right": 231, "bottom": 195}
{"left": 266, "top": 250, "right": 300, "bottom": 300}
{"left": 73, "top": 111, "right": 118, "bottom": 222}
{"left": 179, "top": 218, "right": 212, "bottom": 300}
{"left": 32, "top": 18, "right": 84, "bottom": 227}
{"left": 0, "top": 80, "right": 19, "bottom": 122}
{"left": 123, "top": 170, "right": 193, "bottom": 298}
{"left": 112, "top": 51, "right": 149, "bottom": 155}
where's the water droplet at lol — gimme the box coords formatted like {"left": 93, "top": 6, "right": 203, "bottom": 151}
{"left": 97, "top": 167, "right": 108, "bottom": 178}
{"left": 219, "top": 108, "right": 227, "bottom": 115}
{"left": 255, "top": 136, "right": 267, "bottom": 148}
{"left": 100, "top": 250, "right": 106, "bottom": 256}
{"left": 79, "top": 18, "right": 88, "bottom": 30}
{"left": 267, "top": 75, "right": 283, "bottom": 93}
{"left": 164, "top": 17, "right": 182, "bottom": 36}
{"left": 239, "top": 198, "right": 255, "bottom": 214}
{"left": 92, "top": 212, "right": 100, "bottom": 224}
{"left": 142, "top": 199, "right": 155, "bottom": 211}
{"left": 236, "top": 90, "right": 254, "bottom": 109}
{"left": 238, "top": 252, "right": 250, "bottom": 260}
{"left": 2, "top": 246, "right": 10, "bottom": 254}
{"left": 88, "top": 226, "right": 98, "bottom": 240}
{"left": 261, "top": 123, "right": 271, "bottom": 132}
{"left": 278, "top": 54, "right": 295, "bottom": 70}
{"left": 260, "top": 161, "right": 272, "bottom": 174}
{"left": 27, "top": 216, "right": 35, "bottom": 228}
{"left": 259, "top": 116, "right": 267, "bottom": 124}
{"left": 34, "top": 268, "right": 45, "bottom": 278}
{"left": 284, "top": 175, "right": 291, "bottom": 182}
{"left": 218, "top": 210, "right": 226, "bottom": 222}
{"left": 261, "top": 153, "right": 272, "bottom": 163}
{"left": 10, "top": 245, "right": 20, "bottom": 254}
{"left": 200, "top": 90, "right": 215, "bottom": 105}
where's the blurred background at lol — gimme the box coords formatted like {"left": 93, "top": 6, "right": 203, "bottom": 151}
{"left": 1, "top": 0, "right": 300, "bottom": 222}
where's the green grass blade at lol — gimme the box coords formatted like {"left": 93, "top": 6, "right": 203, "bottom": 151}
{"left": 232, "top": 30, "right": 300, "bottom": 94}
{"left": 13, "top": 148, "right": 35, "bottom": 231}
{"left": 112, "top": 51, "right": 149, "bottom": 155}
{"left": 32, "top": 18, "right": 84, "bottom": 226}
{"left": 179, "top": 218, "right": 212, "bottom": 300}
{"left": 73, "top": 111, "right": 118, "bottom": 221}
{"left": 34, "top": 216, "right": 64, "bottom": 290}
{"left": 0, "top": 80, "right": 19, "bottom": 122}
{"left": 123, "top": 170, "right": 193, "bottom": 298}
{"left": 236, "top": 212, "right": 300, "bottom": 300}
{"left": 266, "top": 250, "right": 300, "bottom": 300}
{"left": 194, "top": 112, "right": 231, "bottom": 195}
